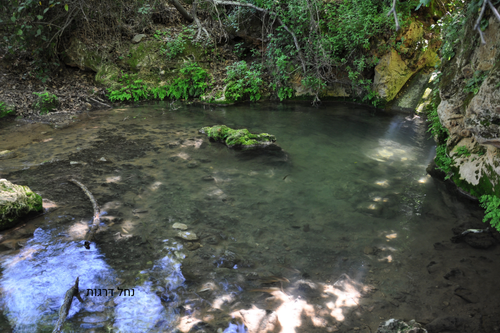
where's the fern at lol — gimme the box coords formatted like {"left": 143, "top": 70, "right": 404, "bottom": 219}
{"left": 479, "top": 195, "right": 500, "bottom": 232}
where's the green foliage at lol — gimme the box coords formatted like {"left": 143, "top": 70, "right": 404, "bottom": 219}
{"left": 426, "top": 103, "right": 448, "bottom": 142}
{"left": 455, "top": 145, "right": 471, "bottom": 157}
{"left": 32, "top": 91, "right": 59, "bottom": 114}
{"left": 323, "top": 0, "right": 395, "bottom": 56}
{"left": 169, "top": 62, "right": 209, "bottom": 100}
{"left": 225, "top": 61, "right": 263, "bottom": 102}
{"left": 0, "top": 102, "right": 15, "bottom": 118}
{"left": 107, "top": 73, "right": 151, "bottom": 102}
{"left": 154, "top": 27, "right": 197, "bottom": 60}
{"left": 479, "top": 195, "right": 500, "bottom": 232}
{"left": 435, "top": 144, "right": 454, "bottom": 179}
{"left": 463, "top": 70, "right": 488, "bottom": 95}
{"left": 107, "top": 62, "right": 208, "bottom": 102}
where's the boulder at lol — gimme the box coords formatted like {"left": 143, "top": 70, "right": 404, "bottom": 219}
{"left": 0, "top": 179, "right": 43, "bottom": 231}
{"left": 200, "top": 125, "right": 276, "bottom": 149}
{"left": 373, "top": 49, "right": 438, "bottom": 101}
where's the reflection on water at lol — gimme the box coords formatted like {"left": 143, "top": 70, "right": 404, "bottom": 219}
{"left": 0, "top": 102, "right": 494, "bottom": 332}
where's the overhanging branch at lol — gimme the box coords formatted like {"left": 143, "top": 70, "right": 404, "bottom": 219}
{"left": 210, "top": 0, "right": 307, "bottom": 74}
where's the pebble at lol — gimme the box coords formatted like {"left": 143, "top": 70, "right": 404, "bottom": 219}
{"left": 177, "top": 231, "right": 198, "bottom": 241}
{"left": 172, "top": 223, "right": 188, "bottom": 230}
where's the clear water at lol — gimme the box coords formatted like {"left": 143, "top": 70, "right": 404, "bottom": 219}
{"left": 0, "top": 102, "right": 494, "bottom": 333}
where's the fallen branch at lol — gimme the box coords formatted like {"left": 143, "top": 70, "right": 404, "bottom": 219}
{"left": 210, "top": 0, "right": 307, "bottom": 74}
{"left": 52, "top": 277, "right": 84, "bottom": 333}
{"left": 88, "top": 97, "right": 111, "bottom": 109}
{"left": 70, "top": 179, "right": 100, "bottom": 249}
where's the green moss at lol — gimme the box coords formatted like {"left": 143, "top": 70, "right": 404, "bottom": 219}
{"left": 200, "top": 125, "right": 276, "bottom": 148}
{"left": 0, "top": 181, "right": 43, "bottom": 230}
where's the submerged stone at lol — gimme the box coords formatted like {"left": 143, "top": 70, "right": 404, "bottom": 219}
{"left": 177, "top": 231, "right": 198, "bottom": 241}
{"left": 172, "top": 223, "right": 188, "bottom": 230}
{"left": 199, "top": 125, "right": 276, "bottom": 149}
{"left": 0, "top": 179, "right": 43, "bottom": 231}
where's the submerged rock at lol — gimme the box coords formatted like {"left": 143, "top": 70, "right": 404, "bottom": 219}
{"left": 0, "top": 179, "right": 43, "bottom": 231}
{"left": 376, "top": 319, "right": 427, "bottom": 333}
{"left": 176, "top": 231, "right": 198, "bottom": 241}
{"left": 199, "top": 125, "right": 277, "bottom": 149}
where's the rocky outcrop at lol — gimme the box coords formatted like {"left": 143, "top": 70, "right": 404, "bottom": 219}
{"left": 436, "top": 11, "right": 500, "bottom": 196}
{"left": 373, "top": 21, "right": 439, "bottom": 102}
{"left": 0, "top": 179, "right": 43, "bottom": 230}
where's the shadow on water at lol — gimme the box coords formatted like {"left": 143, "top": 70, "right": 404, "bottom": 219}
{"left": 0, "top": 102, "right": 499, "bottom": 332}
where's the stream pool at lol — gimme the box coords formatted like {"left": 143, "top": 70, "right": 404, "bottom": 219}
{"left": 0, "top": 102, "right": 499, "bottom": 333}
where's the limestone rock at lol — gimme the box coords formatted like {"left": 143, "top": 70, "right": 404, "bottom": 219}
{"left": 373, "top": 49, "right": 438, "bottom": 101}
{"left": 0, "top": 179, "right": 43, "bottom": 231}
{"left": 177, "top": 231, "right": 198, "bottom": 241}
{"left": 434, "top": 15, "right": 500, "bottom": 195}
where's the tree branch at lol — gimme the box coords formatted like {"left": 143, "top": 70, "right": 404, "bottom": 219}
{"left": 170, "top": 0, "right": 194, "bottom": 22}
{"left": 210, "top": 0, "right": 306, "bottom": 74}
{"left": 387, "top": 0, "right": 400, "bottom": 32}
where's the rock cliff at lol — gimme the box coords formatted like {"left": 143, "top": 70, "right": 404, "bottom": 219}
{"left": 437, "top": 10, "right": 500, "bottom": 197}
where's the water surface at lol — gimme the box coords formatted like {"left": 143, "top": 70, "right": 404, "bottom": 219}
{"left": 0, "top": 102, "right": 498, "bottom": 333}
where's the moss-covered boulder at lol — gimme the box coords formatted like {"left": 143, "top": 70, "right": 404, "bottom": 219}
{"left": 0, "top": 179, "right": 43, "bottom": 230}
{"left": 199, "top": 125, "right": 276, "bottom": 149}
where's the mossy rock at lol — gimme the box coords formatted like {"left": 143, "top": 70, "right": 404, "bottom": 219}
{"left": 199, "top": 125, "right": 276, "bottom": 149}
{"left": 0, "top": 179, "right": 43, "bottom": 231}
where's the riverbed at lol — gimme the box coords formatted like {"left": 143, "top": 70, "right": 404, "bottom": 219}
{"left": 1, "top": 102, "right": 499, "bottom": 333}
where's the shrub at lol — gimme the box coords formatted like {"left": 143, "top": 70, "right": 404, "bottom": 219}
{"left": 107, "top": 62, "right": 208, "bottom": 102}
{"left": 224, "top": 61, "right": 262, "bottom": 102}
{"left": 32, "top": 91, "right": 59, "bottom": 114}
{"left": 0, "top": 102, "right": 15, "bottom": 118}
{"left": 168, "top": 62, "right": 208, "bottom": 99}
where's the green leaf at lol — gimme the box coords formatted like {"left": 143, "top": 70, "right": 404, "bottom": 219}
{"left": 64, "top": 4, "right": 68, "bottom": 11}
{"left": 36, "top": 29, "right": 41, "bottom": 36}
{"left": 43, "top": 8, "right": 49, "bottom": 14}
{"left": 11, "top": 16, "right": 16, "bottom": 22}
{"left": 37, "top": 15, "right": 43, "bottom": 20}
{"left": 17, "top": 29, "right": 23, "bottom": 36}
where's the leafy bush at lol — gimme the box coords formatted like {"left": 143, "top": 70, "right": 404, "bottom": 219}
{"left": 107, "top": 73, "right": 152, "bottom": 102}
{"left": 479, "top": 195, "right": 500, "bottom": 232}
{"left": 225, "top": 61, "right": 263, "bottom": 102}
{"left": 32, "top": 91, "right": 59, "bottom": 114}
{"left": 0, "top": 102, "right": 15, "bottom": 118}
{"left": 168, "top": 62, "right": 208, "bottom": 99}
{"left": 107, "top": 62, "right": 208, "bottom": 102}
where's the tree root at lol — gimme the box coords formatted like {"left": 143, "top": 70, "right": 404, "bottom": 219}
{"left": 69, "top": 179, "right": 101, "bottom": 249}
{"left": 52, "top": 277, "right": 83, "bottom": 333}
